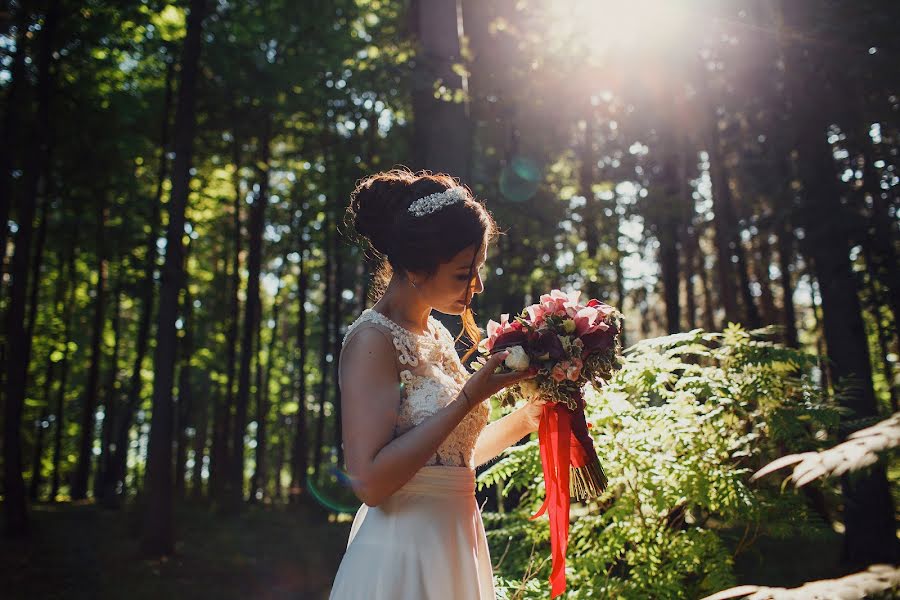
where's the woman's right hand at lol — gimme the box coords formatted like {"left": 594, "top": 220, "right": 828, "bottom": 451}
{"left": 462, "top": 350, "right": 537, "bottom": 409}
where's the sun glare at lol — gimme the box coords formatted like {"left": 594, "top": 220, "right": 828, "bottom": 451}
{"left": 544, "top": 0, "right": 689, "bottom": 56}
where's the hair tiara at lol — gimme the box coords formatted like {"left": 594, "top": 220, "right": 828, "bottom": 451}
{"left": 407, "top": 186, "right": 466, "bottom": 217}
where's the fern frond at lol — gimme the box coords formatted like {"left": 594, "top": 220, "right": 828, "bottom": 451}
{"left": 699, "top": 563, "right": 900, "bottom": 600}
{"left": 751, "top": 412, "right": 900, "bottom": 486}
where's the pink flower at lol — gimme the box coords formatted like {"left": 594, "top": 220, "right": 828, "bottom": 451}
{"left": 551, "top": 364, "right": 567, "bottom": 382}
{"left": 587, "top": 298, "right": 615, "bottom": 318}
{"left": 566, "top": 358, "right": 582, "bottom": 381}
{"left": 485, "top": 313, "right": 520, "bottom": 352}
{"left": 574, "top": 306, "right": 610, "bottom": 337}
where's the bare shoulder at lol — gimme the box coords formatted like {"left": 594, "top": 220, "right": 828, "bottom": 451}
{"left": 340, "top": 323, "right": 397, "bottom": 374}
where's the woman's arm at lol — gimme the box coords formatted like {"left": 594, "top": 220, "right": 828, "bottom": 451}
{"left": 340, "top": 327, "right": 473, "bottom": 507}
{"left": 340, "top": 329, "right": 531, "bottom": 507}
{"left": 473, "top": 404, "right": 540, "bottom": 468}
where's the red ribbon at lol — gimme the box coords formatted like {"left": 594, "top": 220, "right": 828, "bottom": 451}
{"left": 529, "top": 403, "right": 572, "bottom": 599}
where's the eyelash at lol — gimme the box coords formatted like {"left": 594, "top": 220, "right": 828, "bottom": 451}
{"left": 457, "top": 265, "right": 485, "bottom": 281}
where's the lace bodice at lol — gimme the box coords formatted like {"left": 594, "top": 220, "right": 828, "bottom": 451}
{"left": 340, "top": 308, "right": 489, "bottom": 468}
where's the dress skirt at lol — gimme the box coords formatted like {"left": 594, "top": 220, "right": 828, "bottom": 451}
{"left": 328, "top": 466, "right": 495, "bottom": 600}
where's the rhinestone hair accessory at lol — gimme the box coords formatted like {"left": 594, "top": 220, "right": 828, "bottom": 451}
{"left": 407, "top": 186, "right": 467, "bottom": 217}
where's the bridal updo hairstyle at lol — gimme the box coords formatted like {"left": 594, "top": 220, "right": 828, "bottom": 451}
{"left": 346, "top": 168, "right": 499, "bottom": 360}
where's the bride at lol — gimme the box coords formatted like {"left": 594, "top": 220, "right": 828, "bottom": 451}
{"left": 329, "top": 168, "right": 545, "bottom": 599}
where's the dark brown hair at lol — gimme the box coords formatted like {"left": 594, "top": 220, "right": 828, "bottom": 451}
{"left": 345, "top": 167, "right": 499, "bottom": 361}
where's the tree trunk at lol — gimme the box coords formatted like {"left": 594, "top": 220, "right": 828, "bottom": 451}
{"left": 656, "top": 146, "right": 682, "bottom": 334}
{"left": 101, "top": 54, "right": 173, "bottom": 507}
{"left": 50, "top": 245, "right": 78, "bottom": 501}
{"left": 251, "top": 270, "right": 284, "bottom": 502}
{"left": 141, "top": 0, "right": 206, "bottom": 557}
{"left": 72, "top": 199, "right": 108, "bottom": 500}
{"left": 861, "top": 244, "right": 898, "bottom": 414}
{"left": 289, "top": 248, "right": 310, "bottom": 505}
{"left": 174, "top": 281, "right": 195, "bottom": 500}
{"left": 734, "top": 235, "right": 762, "bottom": 329}
{"left": 776, "top": 216, "right": 800, "bottom": 348}
{"left": 752, "top": 232, "right": 778, "bottom": 327}
{"left": 211, "top": 118, "right": 244, "bottom": 505}
{"left": 190, "top": 372, "right": 210, "bottom": 500}
{"left": 780, "top": 0, "right": 898, "bottom": 568}
{"left": 2, "top": 0, "right": 59, "bottom": 537}
{"left": 24, "top": 200, "right": 49, "bottom": 357}
{"left": 94, "top": 281, "right": 122, "bottom": 501}
{"left": 29, "top": 240, "right": 75, "bottom": 501}
{"left": 0, "top": 0, "right": 30, "bottom": 274}
{"left": 312, "top": 208, "right": 332, "bottom": 483}
{"left": 227, "top": 115, "right": 271, "bottom": 512}
{"left": 705, "top": 116, "right": 741, "bottom": 325}
{"left": 409, "top": 0, "right": 471, "bottom": 180}
{"left": 331, "top": 201, "right": 344, "bottom": 469}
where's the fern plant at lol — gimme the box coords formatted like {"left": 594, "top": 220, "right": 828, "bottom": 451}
{"left": 479, "top": 325, "right": 843, "bottom": 599}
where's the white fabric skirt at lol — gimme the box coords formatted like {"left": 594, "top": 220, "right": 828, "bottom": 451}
{"left": 329, "top": 466, "right": 495, "bottom": 600}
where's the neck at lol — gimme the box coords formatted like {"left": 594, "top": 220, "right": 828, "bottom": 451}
{"left": 373, "top": 277, "right": 432, "bottom": 334}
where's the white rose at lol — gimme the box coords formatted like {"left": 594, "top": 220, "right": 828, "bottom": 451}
{"left": 504, "top": 345, "right": 530, "bottom": 371}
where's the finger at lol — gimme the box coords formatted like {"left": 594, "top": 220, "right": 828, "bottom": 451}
{"left": 496, "top": 369, "right": 535, "bottom": 385}
{"left": 484, "top": 350, "right": 510, "bottom": 369}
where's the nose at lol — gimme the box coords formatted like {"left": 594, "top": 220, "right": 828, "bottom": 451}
{"left": 473, "top": 272, "right": 484, "bottom": 295}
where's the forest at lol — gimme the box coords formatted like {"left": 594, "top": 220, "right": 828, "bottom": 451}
{"left": 1, "top": 0, "right": 898, "bottom": 598}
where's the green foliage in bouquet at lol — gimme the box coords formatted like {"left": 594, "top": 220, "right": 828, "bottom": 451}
{"left": 479, "top": 325, "right": 844, "bottom": 600}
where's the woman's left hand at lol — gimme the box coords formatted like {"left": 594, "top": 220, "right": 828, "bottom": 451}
{"left": 519, "top": 397, "right": 549, "bottom": 433}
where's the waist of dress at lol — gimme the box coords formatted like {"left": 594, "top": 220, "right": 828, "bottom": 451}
{"left": 395, "top": 465, "right": 476, "bottom": 497}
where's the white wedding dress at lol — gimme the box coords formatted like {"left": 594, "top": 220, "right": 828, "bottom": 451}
{"left": 328, "top": 308, "right": 495, "bottom": 600}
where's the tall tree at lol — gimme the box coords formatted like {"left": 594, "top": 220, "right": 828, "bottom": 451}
{"left": 226, "top": 115, "right": 271, "bottom": 512}
{"left": 2, "top": 0, "right": 60, "bottom": 536}
{"left": 409, "top": 0, "right": 471, "bottom": 179}
{"left": 72, "top": 198, "right": 109, "bottom": 500}
{"left": 141, "top": 0, "right": 207, "bottom": 556}
{"left": 779, "top": 0, "right": 898, "bottom": 569}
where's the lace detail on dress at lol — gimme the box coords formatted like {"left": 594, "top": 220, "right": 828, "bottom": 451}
{"left": 341, "top": 309, "right": 489, "bottom": 468}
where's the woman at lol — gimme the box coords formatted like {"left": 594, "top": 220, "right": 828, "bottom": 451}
{"left": 329, "top": 169, "right": 545, "bottom": 599}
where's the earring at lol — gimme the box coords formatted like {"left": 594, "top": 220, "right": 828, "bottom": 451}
{"left": 410, "top": 278, "right": 418, "bottom": 289}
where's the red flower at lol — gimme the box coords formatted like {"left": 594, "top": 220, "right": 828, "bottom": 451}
{"left": 492, "top": 329, "right": 529, "bottom": 352}
{"left": 581, "top": 322, "right": 618, "bottom": 355}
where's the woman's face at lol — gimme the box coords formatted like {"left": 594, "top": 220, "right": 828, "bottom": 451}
{"left": 414, "top": 240, "right": 487, "bottom": 315}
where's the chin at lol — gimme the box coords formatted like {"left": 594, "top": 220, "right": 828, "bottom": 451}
{"left": 439, "top": 300, "right": 467, "bottom": 315}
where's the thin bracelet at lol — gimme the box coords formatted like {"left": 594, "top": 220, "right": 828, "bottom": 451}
{"left": 460, "top": 388, "right": 472, "bottom": 409}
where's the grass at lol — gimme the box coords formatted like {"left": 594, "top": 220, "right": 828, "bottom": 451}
{"left": 1, "top": 500, "right": 352, "bottom": 600}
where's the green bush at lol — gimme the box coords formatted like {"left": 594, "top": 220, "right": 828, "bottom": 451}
{"left": 480, "top": 325, "right": 843, "bottom": 600}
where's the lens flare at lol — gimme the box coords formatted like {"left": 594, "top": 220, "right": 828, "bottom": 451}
{"left": 499, "top": 156, "right": 542, "bottom": 202}
{"left": 305, "top": 467, "right": 360, "bottom": 514}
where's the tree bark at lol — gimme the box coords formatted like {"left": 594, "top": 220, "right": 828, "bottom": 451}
{"left": 312, "top": 208, "right": 332, "bottom": 483}
{"left": 72, "top": 198, "right": 108, "bottom": 500}
{"left": 226, "top": 115, "right": 271, "bottom": 512}
{"left": 141, "top": 0, "right": 206, "bottom": 556}
{"left": 101, "top": 53, "right": 173, "bottom": 507}
{"left": 705, "top": 115, "right": 741, "bottom": 325}
{"left": 776, "top": 216, "right": 800, "bottom": 348}
{"left": 211, "top": 117, "right": 244, "bottom": 505}
{"left": 779, "top": 0, "right": 898, "bottom": 568}
{"left": 409, "top": 0, "right": 472, "bottom": 180}
{"left": 2, "top": 0, "right": 59, "bottom": 537}
{"left": 93, "top": 281, "right": 122, "bottom": 501}
{"left": 50, "top": 245, "right": 78, "bottom": 501}
{"left": 289, "top": 247, "right": 310, "bottom": 506}
{"left": 251, "top": 269, "right": 284, "bottom": 502}
{"left": 174, "top": 280, "right": 195, "bottom": 500}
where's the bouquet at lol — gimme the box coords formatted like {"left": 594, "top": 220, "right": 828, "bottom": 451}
{"left": 476, "top": 289, "right": 623, "bottom": 598}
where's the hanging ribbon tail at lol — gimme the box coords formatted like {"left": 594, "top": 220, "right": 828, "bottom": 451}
{"left": 529, "top": 405, "right": 553, "bottom": 522}
{"left": 548, "top": 403, "right": 571, "bottom": 599}
{"left": 529, "top": 403, "right": 572, "bottom": 599}
{"left": 568, "top": 393, "right": 608, "bottom": 500}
